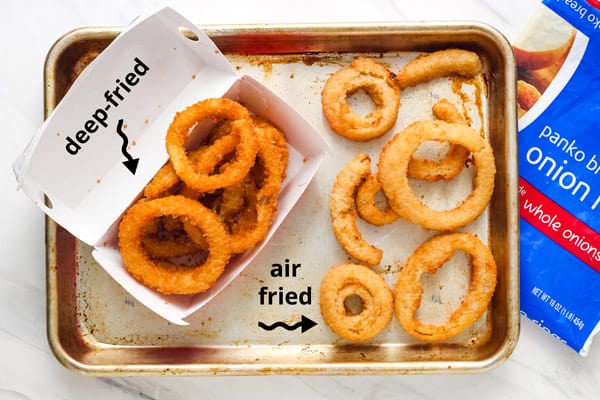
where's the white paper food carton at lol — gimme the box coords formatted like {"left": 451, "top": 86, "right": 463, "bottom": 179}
{"left": 13, "top": 7, "right": 327, "bottom": 324}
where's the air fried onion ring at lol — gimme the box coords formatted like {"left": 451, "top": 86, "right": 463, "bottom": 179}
{"left": 322, "top": 57, "right": 400, "bottom": 142}
{"left": 356, "top": 99, "right": 471, "bottom": 225}
{"left": 330, "top": 154, "right": 383, "bottom": 266}
{"left": 408, "top": 98, "right": 471, "bottom": 182}
{"left": 394, "top": 232, "right": 497, "bottom": 341}
{"left": 118, "top": 195, "right": 231, "bottom": 295}
{"left": 396, "top": 49, "right": 482, "bottom": 90}
{"left": 432, "top": 98, "right": 468, "bottom": 125}
{"left": 377, "top": 120, "right": 496, "bottom": 231}
{"left": 320, "top": 263, "right": 393, "bottom": 342}
{"left": 356, "top": 173, "right": 399, "bottom": 226}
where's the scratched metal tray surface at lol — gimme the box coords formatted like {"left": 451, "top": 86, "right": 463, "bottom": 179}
{"left": 45, "top": 22, "right": 519, "bottom": 375}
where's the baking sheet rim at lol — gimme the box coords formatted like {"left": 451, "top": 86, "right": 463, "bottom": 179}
{"left": 44, "top": 20, "right": 520, "bottom": 376}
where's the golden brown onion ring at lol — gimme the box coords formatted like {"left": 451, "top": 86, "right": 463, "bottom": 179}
{"left": 320, "top": 263, "right": 393, "bottom": 342}
{"left": 223, "top": 118, "right": 288, "bottom": 254}
{"left": 408, "top": 98, "right": 470, "bottom": 182}
{"left": 394, "top": 232, "right": 497, "bottom": 341}
{"left": 141, "top": 235, "right": 201, "bottom": 259}
{"left": 141, "top": 217, "right": 202, "bottom": 258}
{"left": 218, "top": 182, "right": 248, "bottom": 221}
{"left": 377, "top": 120, "right": 496, "bottom": 231}
{"left": 165, "top": 98, "right": 257, "bottom": 194}
{"left": 396, "top": 49, "right": 482, "bottom": 90}
{"left": 144, "top": 133, "right": 240, "bottom": 199}
{"left": 322, "top": 57, "right": 400, "bottom": 142}
{"left": 225, "top": 178, "right": 259, "bottom": 233}
{"left": 184, "top": 117, "right": 288, "bottom": 254}
{"left": 118, "top": 195, "right": 231, "bottom": 295}
{"left": 330, "top": 154, "right": 383, "bottom": 266}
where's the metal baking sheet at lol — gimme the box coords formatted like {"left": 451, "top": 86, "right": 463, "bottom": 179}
{"left": 45, "top": 22, "right": 519, "bottom": 375}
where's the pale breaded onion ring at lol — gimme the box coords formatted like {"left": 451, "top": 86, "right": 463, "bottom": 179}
{"left": 356, "top": 99, "right": 471, "bottom": 225}
{"left": 118, "top": 195, "right": 231, "bottom": 295}
{"left": 408, "top": 98, "right": 470, "bottom": 182}
{"left": 165, "top": 98, "right": 257, "bottom": 194}
{"left": 378, "top": 120, "right": 496, "bottom": 231}
{"left": 355, "top": 173, "right": 399, "bottom": 226}
{"left": 329, "top": 154, "right": 383, "bottom": 266}
{"left": 396, "top": 49, "right": 482, "bottom": 90}
{"left": 320, "top": 263, "right": 393, "bottom": 342}
{"left": 432, "top": 98, "right": 468, "bottom": 125}
{"left": 321, "top": 57, "right": 400, "bottom": 142}
{"left": 394, "top": 232, "right": 497, "bottom": 341}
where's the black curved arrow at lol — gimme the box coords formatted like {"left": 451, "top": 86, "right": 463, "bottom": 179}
{"left": 258, "top": 315, "right": 317, "bottom": 333}
{"left": 116, "top": 119, "right": 140, "bottom": 175}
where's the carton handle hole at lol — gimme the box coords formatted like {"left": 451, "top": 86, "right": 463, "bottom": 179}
{"left": 44, "top": 194, "right": 54, "bottom": 210}
{"left": 178, "top": 27, "right": 199, "bottom": 41}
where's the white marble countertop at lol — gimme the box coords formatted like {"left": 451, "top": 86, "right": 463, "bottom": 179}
{"left": 1, "top": 0, "right": 600, "bottom": 399}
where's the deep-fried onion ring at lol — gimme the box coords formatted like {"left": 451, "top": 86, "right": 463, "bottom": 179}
{"left": 396, "top": 49, "right": 482, "bottom": 90}
{"left": 141, "top": 235, "right": 201, "bottom": 259}
{"left": 226, "top": 118, "right": 288, "bottom": 254}
{"left": 378, "top": 120, "right": 496, "bottom": 231}
{"left": 144, "top": 132, "right": 240, "bottom": 199}
{"left": 329, "top": 154, "right": 383, "bottom": 265}
{"left": 408, "top": 98, "right": 470, "bottom": 182}
{"left": 322, "top": 57, "right": 400, "bottom": 142}
{"left": 118, "top": 195, "right": 231, "bottom": 295}
{"left": 320, "top": 263, "right": 393, "bottom": 342}
{"left": 165, "top": 98, "right": 257, "bottom": 194}
{"left": 394, "top": 232, "right": 497, "bottom": 341}
{"left": 141, "top": 217, "right": 202, "bottom": 258}
{"left": 184, "top": 117, "right": 288, "bottom": 254}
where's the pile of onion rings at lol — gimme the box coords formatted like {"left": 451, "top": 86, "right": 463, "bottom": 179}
{"left": 323, "top": 49, "right": 498, "bottom": 343}
{"left": 118, "top": 98, "right": 288, "bottom": 295}
{"left": 326, "top": 113, "right": 497, "bottom": 341}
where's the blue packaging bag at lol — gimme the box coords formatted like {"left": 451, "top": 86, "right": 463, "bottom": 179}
{"left": 518, "top": 0, "right": 600, "bottom": 354}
